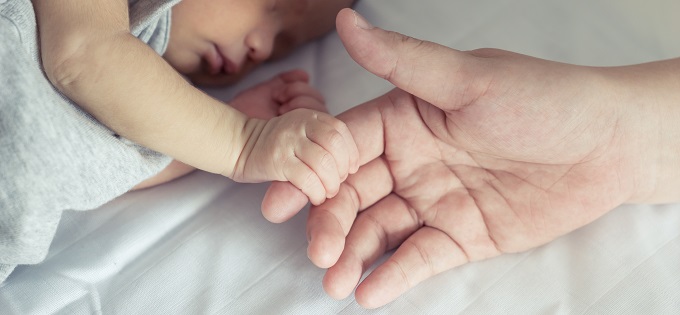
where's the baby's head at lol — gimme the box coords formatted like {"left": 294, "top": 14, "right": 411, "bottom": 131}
{"left": 164, "top": 0, "right": 356, "bottom": 86}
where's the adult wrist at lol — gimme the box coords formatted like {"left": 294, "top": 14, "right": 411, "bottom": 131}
{"left": 607, "top": 59, "right": 680, "bottom": 203}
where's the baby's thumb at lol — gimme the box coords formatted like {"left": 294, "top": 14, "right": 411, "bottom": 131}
{"left": 336, "top": 9, "right": 484, "bottom": 109}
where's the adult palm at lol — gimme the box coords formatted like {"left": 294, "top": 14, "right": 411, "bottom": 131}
{"left": 263, "top": 9, "right": 659, "bottom": 309}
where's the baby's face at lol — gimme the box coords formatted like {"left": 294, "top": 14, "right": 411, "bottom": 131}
{"left": 164, "top": 0, "right": 354, "bottom": 86}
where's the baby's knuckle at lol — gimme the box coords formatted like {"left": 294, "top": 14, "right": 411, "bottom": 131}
{"left": 326, "top": 131, "right": 345, "bottom": 151}
{"left": 301, "top": 170, "right": 318, "bottom": 190}
{"left": 319, "top": 151, "right": 335, "bottom": 170}
{"left": 331, "top": 119, "right": 349, "bottom": 132}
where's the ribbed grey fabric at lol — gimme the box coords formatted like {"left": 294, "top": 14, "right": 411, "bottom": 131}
{"left": 0, "top": 0, "right": 180, "bottom": 282}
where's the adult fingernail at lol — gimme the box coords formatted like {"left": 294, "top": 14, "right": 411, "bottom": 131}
{"left": 353, "top": 10, "right": 373, "bottom": 30}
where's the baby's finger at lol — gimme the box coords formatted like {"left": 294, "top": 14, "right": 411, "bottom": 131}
{"left": 312, "top": 114, "right": 360, "bottom": 175}
{"left": 275, "top": 81, "right": 325, "bottom": 104}
{"left": 295, "top": 141, "right": 341, "bottom": 199}
{"left": 282, "top": 158, "right": 326, "bottom": 206}
{"left": 305, "top": 116, "right": 351, "bottom": 181}
{"left": 278, "top": 69, "right": 310, "bottom": 83}
{"left": 279, "top": 96, "right": 328, "bottom": 114}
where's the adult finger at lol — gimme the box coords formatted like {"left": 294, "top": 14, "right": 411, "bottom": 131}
{"left": 355, "top": 227, "right": 469, "bottom": 309}
{"left": 307, "top": 157, "right": 393, "bottom": 268}
{"left": 321, "top": 192, "right": 420, "bottom": 301}
{"left": 336, "top": 9, "right": 490, "bottom": 110}
{"left": 262, "top": 182, "right": 308, "bottom": 223}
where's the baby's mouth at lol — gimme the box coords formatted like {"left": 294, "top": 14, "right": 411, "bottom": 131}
{"left": 202, "top": 44, "right": 223, "bottom": 75}
{"left": 215, "top": 46, "right": 241, "bottom": 75}
{"left": 203, "top": 46, "right": 238, "bottom": 76}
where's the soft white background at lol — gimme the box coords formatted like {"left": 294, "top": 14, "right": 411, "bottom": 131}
{"left": 2, "top": 0, "right": 680, "bottom": 313}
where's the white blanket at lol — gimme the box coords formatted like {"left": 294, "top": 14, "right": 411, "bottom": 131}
{"left": 2, "top": 0, "right": 679, "bottom": 313}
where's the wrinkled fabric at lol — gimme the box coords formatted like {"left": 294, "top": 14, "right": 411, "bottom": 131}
{"left": 0, "top": 0, "right": 180, "bottom": 282}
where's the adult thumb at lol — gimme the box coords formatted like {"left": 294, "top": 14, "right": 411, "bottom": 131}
{"left": 336, "top": 9, "right": 486, "bottom": 109}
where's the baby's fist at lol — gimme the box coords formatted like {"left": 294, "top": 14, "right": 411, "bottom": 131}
{"left": 263, "top": 109, "right": 359, "bottom": 205}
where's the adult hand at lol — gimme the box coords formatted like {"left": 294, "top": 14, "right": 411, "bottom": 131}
{"left": 263, "top": 8, "right": 676, "bottom": 308}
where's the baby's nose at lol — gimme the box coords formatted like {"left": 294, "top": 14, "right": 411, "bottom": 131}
{"left": 245, "top": 30, "right": 274, "bottom": 62}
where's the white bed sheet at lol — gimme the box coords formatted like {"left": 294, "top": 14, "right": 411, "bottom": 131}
{"left": 2, "top": 0, "right": 680, "bottom": 314}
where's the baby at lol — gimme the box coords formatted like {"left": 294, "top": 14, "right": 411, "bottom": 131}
{"left": 133, "top": 69, "right": 331, "bottom": 189}
{"left": 0, "top": 0, "right": 355, "bottom": 281}
{"left": 35, "top": 0, "right": 359, "bottom": 202}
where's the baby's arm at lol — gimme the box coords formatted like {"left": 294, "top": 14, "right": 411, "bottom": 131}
{"left": 33, "top": 0, "right": 358, "bottom": 203}
{"left": 134, "top": 69, "right": 328, "bottom": 190}
{"left": 33, "top": 0, "right": 244, "bottom": 174}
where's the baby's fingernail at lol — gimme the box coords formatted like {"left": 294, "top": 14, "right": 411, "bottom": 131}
{"left": 353, "top": 10, "right": 373, "bottom": 30}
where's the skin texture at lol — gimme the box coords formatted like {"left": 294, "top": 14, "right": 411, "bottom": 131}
{"left": 32, "top": 0, "right": 359, "bottom": 205}
{"left": 132, "top": 69, "right": 327, "bottom": 190}
{"left": 262, "top": 9, "right": 680, "bottom": 309}
{"left": 134, "top": 0, "right": 356, "bottom": 189}
{"left": 165, "top": 0, "right": 356, "bottom": 86}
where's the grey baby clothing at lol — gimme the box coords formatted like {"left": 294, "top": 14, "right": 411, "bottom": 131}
{"left": 0, "top": 0, "right": 180, "bottom": 282}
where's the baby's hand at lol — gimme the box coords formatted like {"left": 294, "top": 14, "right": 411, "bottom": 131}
{"left": 230, "top": 69, "right": 327, "bottom": 119}
{"left": 233, "top": 109, "right": 359, "bottom": 206}
{"left": 274, "top": 74, "right": 327, "bottom": 114}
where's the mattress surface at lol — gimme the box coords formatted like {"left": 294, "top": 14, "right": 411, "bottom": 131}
{"left": 2, "top": 0, "right": 680, "bottom": 313}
